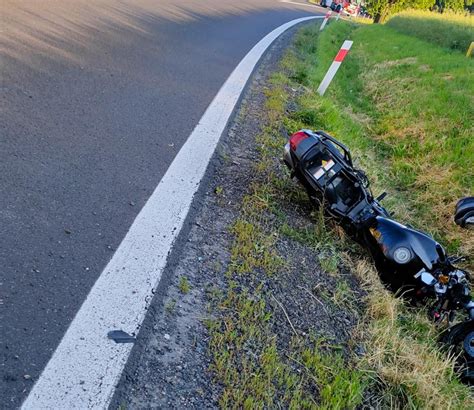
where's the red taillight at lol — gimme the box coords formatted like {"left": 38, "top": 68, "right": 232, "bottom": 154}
{"left": 289, "top": 131, "right": 309, "bottom": 151}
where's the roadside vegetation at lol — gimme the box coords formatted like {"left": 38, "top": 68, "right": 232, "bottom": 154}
{"left": 208, "top": 14, "right": 473, "bottom": 409}
{"left": 207, "top": 70, "right": 367, "bottom": 408}
{"left": 386, "top": 10, "right": 474, "bottom": 52}
{"left": 280, "top": 16, "right": 473, "bottom": 406}
{"left": 363, "top": 0, "right": 472, "bottom": 23}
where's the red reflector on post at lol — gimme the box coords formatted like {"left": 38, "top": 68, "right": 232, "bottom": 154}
{"left": 289, "top": 131, "right": 309, "bottom": 151}
{"left": 334, "top": 49, "right": 348, "bottom": 63}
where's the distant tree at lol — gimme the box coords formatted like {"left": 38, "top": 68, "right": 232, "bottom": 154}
{"left": 466, "top": 0, "right": 474, "bottom": 12}
{"left": 436, "top": 0, "right": 467, "bottom": 11}
{"left": 365, "top": 0, "right": 436, "bottom": 23}
{"left": 365, "top": 0, "right": 393, "bottom": 23}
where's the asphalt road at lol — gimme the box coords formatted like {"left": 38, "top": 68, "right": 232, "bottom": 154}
{"left": 0, "top": 0, "right": 322, "bottom": 406}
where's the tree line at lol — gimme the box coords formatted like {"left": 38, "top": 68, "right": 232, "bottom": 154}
{"left": 365, "top": 0, "right": 473, "bottom": 23}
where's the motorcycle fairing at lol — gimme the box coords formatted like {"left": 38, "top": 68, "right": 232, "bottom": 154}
{"left": 370, "top": 216, "right": 446, "bottom": 270}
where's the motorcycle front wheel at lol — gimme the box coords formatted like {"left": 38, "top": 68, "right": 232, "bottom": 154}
{"left": 440, "top": 320, "right": 474, "bottom": 384}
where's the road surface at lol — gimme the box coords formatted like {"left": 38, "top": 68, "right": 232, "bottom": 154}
{"left": 0, "top": 0, "right": 322, "bottom": 406}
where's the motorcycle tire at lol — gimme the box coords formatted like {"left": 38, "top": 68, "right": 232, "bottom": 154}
{"left": 439, "top": 320, "right": 474, "bottom": 384}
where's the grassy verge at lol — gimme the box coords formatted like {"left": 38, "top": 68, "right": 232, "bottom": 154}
{"left": 207, "top": 66, "right": 367, "bottom": 408}
{"left": 208, "top": 15, "right": 474, "bottom": 409}
{"left": 387, "top": 10, "right": 474, "bottom": 53}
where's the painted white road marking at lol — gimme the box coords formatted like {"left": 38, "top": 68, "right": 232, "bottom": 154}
{"left": 280, "top": 0, "right": 323, "bottom": 9}
{"left": 22, "top": 15, "right": 323, "bottom": 410}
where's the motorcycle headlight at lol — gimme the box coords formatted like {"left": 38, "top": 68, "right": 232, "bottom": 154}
{"left": 393, "top": 247, "right": 412, "bottom": 264}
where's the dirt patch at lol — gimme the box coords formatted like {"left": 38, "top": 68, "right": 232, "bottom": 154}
{"left": 441, "top": 73, "right": 454, "bottom": 81}
{"left": 373, "top": 56, "right": 418, "bottom": 69}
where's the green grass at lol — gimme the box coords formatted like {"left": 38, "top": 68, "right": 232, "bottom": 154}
{"left": 279, "top": 17, "right": 474, "bottom": 407}
{"left": 208, "top": 284, "right": 365, "bottom": 409}
{"left": 387, "top": 10, "right": 474, "bottom": 53}
{"left": 165, "top": 298, "right": 176, "bottom": 314}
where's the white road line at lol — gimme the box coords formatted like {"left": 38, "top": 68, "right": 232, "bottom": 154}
{"left": 22, "top": 15, "right": 322, "bottom": 410}
{"left": 280, "top": 0, "right": 323, "bottom": 9}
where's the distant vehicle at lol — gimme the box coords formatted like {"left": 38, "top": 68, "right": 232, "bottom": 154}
{"left": 356, "top": 6, "right": 371, "bottom": 18}
{"left": 330, "top": 2, "right": 343, "bottom": 12}
{"left": 319, "top": 0, "right": 333, "bottom": 8}
{"left": 343, "top": 3, "right": 359, "bottom": 16}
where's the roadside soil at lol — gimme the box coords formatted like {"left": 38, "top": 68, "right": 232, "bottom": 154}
{"left": 112, "top": 24, "right": 364, "bottom": 409}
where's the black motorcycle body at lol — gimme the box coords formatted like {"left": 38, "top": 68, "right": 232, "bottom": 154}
{"left": 363, "top": 217, "right": 446, "bottom": 291}
{"left": 284, "top": 130, "right": 454, "bottom": 294}
{"left": 284, "top": 129, "right": 474, "bottom": 382}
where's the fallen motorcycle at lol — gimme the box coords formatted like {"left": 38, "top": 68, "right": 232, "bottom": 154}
{"left": 283, "top": 129, "right": 474, "bottom": 382}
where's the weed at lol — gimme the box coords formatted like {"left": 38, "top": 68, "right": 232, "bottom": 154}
{"left": 165, "top": 299, "right": 176, "bottom": 314}
{"left": 279, "top": 223, "right": 320, "bottom": 249}
{"left": 299, "top": 345, "right": 366, "bottom": 408}
{"left": 332, "top": 280, "right": 357, "bottom": 310}
{"left": 319, "top": 254, "right": 339, "bottom": 276}
{"left": 220, "top": 151, "right": 231, "bottom": 163}
{"left": 178, "top": 276, "right": 190, "bottom": 294}
{"left": 228, "top": 219, "right": 283, "bottom": 276}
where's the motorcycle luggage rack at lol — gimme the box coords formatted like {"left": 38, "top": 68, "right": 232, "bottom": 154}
{"left": 315, "top": 130, "right": 353, "bottom": 167}
{"left": 300, "top": 134, "right": 372, "bottom": 220}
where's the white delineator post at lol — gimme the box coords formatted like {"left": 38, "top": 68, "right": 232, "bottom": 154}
{"left": 317, "top": 40, "right": 353, "bottom": 96}
{"left": 319, "top": 11, "right": 331, "bottom": 31}
{"left": 336, "top": 9, "right": 341, "bottom": 21}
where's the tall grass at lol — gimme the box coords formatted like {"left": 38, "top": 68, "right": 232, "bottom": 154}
{"left": 387, "top": 10, "right": 474, "bottom": 52}
{"left": 353, "top": 259, "right": 473, "bottom": 408}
